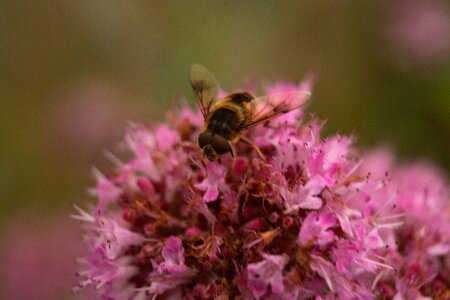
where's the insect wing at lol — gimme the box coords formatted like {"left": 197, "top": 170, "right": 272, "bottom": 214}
{"left": 243, "top": 91, "right": 311, "bottom": 129}
{"left": 190, "top": 64, "right": 220, "bottom": 119}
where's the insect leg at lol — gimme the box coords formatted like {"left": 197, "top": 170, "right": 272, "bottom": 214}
{"left": 229, "top": 143, "right": 237, "bottom": 160}
{"left": 240, "top": 135, "right": 266, "bottom": 161}
{"left": 196, "top": 150, "right": 209, "bottom": 173}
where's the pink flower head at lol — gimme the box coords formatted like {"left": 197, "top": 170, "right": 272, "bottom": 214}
{"left": 0, "top": 213, "right": 95, "bottom": 300}
{"left": 144, "top": 236, "right": 197, "bottom": 295}
{"left": 383, "top": 0, "right": 450, "bottom": 68}
{"left": 298, "top": 211, "right": 337, "bottom": 247}
{"left": 360, "top": 150, "right": 450, "bottom": 298}
{"left": 247, "top": 253, "right": 289, "bottom": 297}
{"left": 194, "top": 161, "right": 227, "bottom": 202}
{"left": 74, "top": 71, "right": 450, "bottom": 299}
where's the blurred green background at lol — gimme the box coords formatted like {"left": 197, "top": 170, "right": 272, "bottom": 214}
{"left": 1, "top": 0, "right": 450, "bottom": 218}
{"left": 1, "top": 0, "right": 450, "bottom": 219}
{"left": 0, "top": 1, "right": 449, "bottom": 298}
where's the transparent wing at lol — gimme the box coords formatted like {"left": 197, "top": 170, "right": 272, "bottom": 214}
{"left": 242, "top": 91, "right": 311, "bottom": 129}
{"left": 189, "top": 64, "right": 220, "bottom": 120}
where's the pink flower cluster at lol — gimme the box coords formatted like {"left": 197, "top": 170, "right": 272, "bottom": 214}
{"left": 73, "top": 81, "right": 450, "bottom": 299}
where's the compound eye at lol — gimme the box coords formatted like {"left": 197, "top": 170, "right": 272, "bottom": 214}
{"left": 198, "top": 132, "right": 212, "bottom": 148}
{"left": 211, "top": 135, "right": 230, "bottom": 155}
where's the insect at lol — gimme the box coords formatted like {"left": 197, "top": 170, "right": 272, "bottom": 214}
{"left": 190, "top": 64, "right": 311, "bottom": 161}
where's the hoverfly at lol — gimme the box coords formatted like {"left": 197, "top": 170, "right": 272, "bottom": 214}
{"left": 190, "top": 64, "right": 311, "bottom": 161}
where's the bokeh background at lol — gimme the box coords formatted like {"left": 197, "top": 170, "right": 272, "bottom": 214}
{"left": 1, "top": 1, "right": 449, "bottom": 299}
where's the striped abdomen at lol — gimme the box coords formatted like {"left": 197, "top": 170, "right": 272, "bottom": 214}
{"left": 206, "top": 108, "right": 238, "bottom": 140}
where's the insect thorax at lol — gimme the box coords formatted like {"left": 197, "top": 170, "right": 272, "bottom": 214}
{"left": 204, "top": 93, "right": 253, "bottom": 141}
